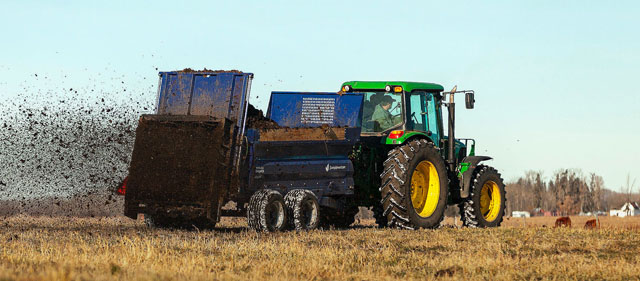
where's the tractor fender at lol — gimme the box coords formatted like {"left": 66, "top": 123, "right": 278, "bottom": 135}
{"left": 385, "top": 131, "right": 435, "bottom": 146}
{"left": 459, "top": 156, "right": 493, "bottom": 198}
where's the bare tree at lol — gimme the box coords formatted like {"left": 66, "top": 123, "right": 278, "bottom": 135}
{"left": 589, "top": 173, "right": 605, "bottom": 211}
{"left": 623, "top": 173, "right": 637, "bottom": 203}
{"left": 505, "top": 170, "right": 638, "bottom": 216}
{"left": 525, "top": 171, "right": 545, "bottom": 210}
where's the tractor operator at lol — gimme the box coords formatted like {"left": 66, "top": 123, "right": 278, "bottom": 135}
{"left": 371, "top": 95, "right": 397, "bottom": 131}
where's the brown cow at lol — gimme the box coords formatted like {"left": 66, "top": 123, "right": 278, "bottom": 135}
{"left": 555, "top": 216, "right": 572, "bottom": 228}
{"left": 584, "top": 219, "right": 599, "bottom": 229}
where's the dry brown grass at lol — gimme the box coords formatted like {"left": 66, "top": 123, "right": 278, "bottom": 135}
{"left": 1, "top": 215, "right": 640, "bottom": 280}
{"left": 445, "top": 215, "right": 640, "bottom": 230}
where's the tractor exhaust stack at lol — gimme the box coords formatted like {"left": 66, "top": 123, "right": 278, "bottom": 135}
{"left": 447, "top": 86, "right": 457, "bottom": 171}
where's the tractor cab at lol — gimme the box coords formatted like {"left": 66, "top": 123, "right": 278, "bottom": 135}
{"left": 340, "top": 81, "right": 447, "bottom": 145}
{"left": 340, "top": 81, "right": 477, "bottom": 159}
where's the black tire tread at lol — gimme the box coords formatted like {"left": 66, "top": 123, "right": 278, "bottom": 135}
{"left": 459, "top": 165, "right": 506, "bottom": 228}
{"left": 379, "top": 139, "right": 448, "bottom": 229}
{"left": 284, "top": 189, "right": 320, "bottom": 231}
{"left": 247, "top": 189, "right": 270, "bottom": 231}
{"left": 257, "top": 189, "right": 287, "bottom": 232}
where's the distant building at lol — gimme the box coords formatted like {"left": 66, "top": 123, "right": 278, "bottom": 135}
{"left": 610, "top": 202, "right": 640, "bottom": 217}
{"left": 580, "top": 211, "right": 608, "bottom": 217}
{"left": 512, "top": 211, "right": 531, "bottom": 218}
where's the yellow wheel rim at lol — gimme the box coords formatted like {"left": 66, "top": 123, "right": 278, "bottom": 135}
{"left": 480, "top": 180, "right": 501, "bottom": 222}
{"left": 410, "top": 160, "right": 440, "bottom": 218}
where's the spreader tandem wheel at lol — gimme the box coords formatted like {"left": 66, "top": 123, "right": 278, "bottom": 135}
{"left": 247, "top": 189, "right": 288, "bottom": 232}
{"left": 284, "top": 189, "right": 320, "bottom": 231}
{"left": 459, "top": 165, "right": 506, "bottom": 228}
{"left": 380, "top": 139, "right": 449, "bottom": 229}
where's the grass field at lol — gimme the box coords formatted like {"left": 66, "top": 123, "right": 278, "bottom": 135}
{"left": 1, "top": 215, "right": 640, "bottom": 280}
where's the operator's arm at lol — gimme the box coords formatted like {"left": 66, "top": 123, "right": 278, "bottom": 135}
{"left": 374, "top": 113, "right": 395, "bottom": 130}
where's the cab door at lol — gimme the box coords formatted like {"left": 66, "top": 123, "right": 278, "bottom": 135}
{"left": 407, "top": 91, "right": 440, "bottom": 144}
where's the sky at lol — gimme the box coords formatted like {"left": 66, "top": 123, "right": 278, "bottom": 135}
{"left": 0, "top": 0, "right": 638, "bottom": 192}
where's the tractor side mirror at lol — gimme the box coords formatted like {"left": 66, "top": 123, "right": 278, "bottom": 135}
{"left": 465, "top": 92, "right": 475, "bottom": 109}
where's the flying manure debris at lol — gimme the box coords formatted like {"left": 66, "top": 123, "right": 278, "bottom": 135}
{"left": 0, "top": 72, "right": 155, "bottom": 216}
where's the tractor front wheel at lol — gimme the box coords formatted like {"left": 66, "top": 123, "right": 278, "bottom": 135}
{"left": 380, "top": 139, "right": 448, "bottom": 229}
{"left": 459, "top": 166, "right": 506, "bottom": 228}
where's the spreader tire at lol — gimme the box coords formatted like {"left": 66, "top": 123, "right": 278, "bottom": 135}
{"left": 380, "top": 139, "right": 448, "bottom": 229}
{"left": 247, "top": 189, "right": 287, "bottom": 232}
{"left": 459, "top": 166, "right": 506, "bottom": 228}
{"left": 247, "top": 189, "right": 268, "bottom": 230}
{"left": 284, "top": 189, "right": 320, "bottom": 231}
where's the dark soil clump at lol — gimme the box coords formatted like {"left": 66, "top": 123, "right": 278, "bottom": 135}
{"left": 245, "top": 103, "right": 280, "bottom": 129}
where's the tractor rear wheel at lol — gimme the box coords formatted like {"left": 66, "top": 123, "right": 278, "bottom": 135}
{"left": 380, "top": 139, "right": 448, "bottom": 229}
{"left": 284, "top": 189, "right": 320, "bottom": 231}
{"left": 459, "top": 166, "right": 506, "bottom": 228}
{"left": 247, "top": 189, "right": 288, "bottom": 232}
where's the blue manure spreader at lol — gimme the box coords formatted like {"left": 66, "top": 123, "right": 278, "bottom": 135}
{"left": 123, "top": 70, "right": 365, "bottom": 231}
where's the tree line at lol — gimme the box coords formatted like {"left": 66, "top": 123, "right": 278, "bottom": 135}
{"left": 506, "top": 170, "right": 639, "bottom": 216}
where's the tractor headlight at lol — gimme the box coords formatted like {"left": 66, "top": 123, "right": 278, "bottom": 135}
{"left": 342, "top": 85, "right": 351, "bottom": 92}
{"left": 385, "top": 85, "right": 392, "bottom": 92}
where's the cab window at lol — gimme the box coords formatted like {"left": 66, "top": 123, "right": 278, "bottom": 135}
{"left": 408, "top": 92, "right": 428, "bottom": 132}
{"left": 361, "top": 92, "right": 403, "bottom": 133}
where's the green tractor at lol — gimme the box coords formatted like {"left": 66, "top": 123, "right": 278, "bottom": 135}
{"left": 342, "top": 81, "right": 506, "bottom": 229}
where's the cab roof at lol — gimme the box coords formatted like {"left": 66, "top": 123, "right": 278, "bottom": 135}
{"left": 341, "top": 81, "right": 444, "bottom": 92}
